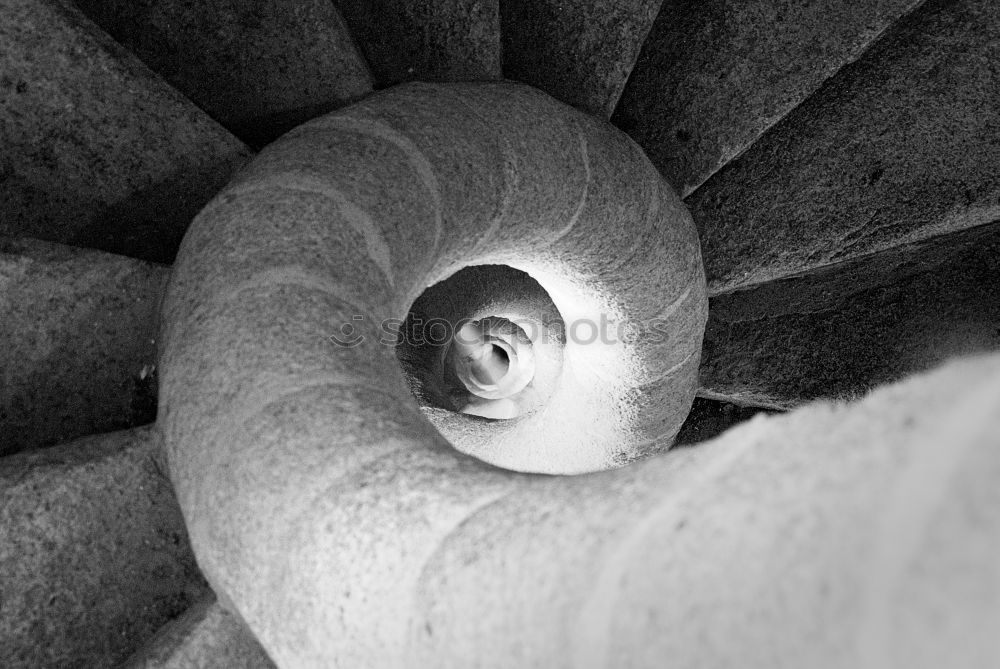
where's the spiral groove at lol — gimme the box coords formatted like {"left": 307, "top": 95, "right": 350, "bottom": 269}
{"left": 159, "top": 81, "right": 707, "bottom": 665}
{"left": 157, "top": 81, "right": 1000, "bottom": 669}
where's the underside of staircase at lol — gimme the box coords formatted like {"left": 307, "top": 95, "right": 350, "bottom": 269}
{"left": 1, "top": 0, "right": 997, "bottom": 666}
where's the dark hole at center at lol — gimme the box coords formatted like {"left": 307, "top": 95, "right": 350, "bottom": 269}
{"left": 491, "top": 344, "right": 509, "bottom": 366}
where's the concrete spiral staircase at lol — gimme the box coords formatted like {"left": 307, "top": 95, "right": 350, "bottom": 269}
{"left": 1, "top": 0, "right": 998, "bottom": 666}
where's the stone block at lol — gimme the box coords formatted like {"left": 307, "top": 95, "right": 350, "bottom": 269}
{"left": 500, "top": 0, "right": 661, "bottom": 118}
{"left": 700, "top": 222, "right": 1000, "bottom": 407}
{"left": 333, "top": 0, "right": 501, "bottom": 87}
{"left": 0, "top": 427, "right": 210, "bottom": 668}
{"left": 0, "top": 238, "right": 168, "bottom": 456}
{"left": 685, "top": 0, "right": 1000, "bottom": 292}
{"left": 0, "top": 0, "right": 251, "bottom": 263}
{"left": 613, "top": 0, "right": 923, "bottom": 196}
{"left": 72, "top": 0, "right": 374, "bottom": 146}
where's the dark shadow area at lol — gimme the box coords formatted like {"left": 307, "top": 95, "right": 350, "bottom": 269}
{"left": 674, "top": 397, "right": 777, "bottom": 447}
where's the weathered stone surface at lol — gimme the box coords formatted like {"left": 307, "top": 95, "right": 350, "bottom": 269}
{"left": 700, "top": 221, "right": 1000, "bottom": 408}
{"left": 386, "top": 354, "right": 1000, "bottom": 668}
{"left": 684, "top": 0, "right": 1000, "bottom": 292}
{"left": 122, "top": 596, "right": 275, "bottom": 669}
{"left": 0, "top": 238, "right": 168, "bottom": 456}
{"left": 613, "top": 0, "right": 923, "bottom": 197}
{"left": 332, "top": 0, "right": 501, "bottom": 87}
{"left": 500, "top": 0, "right": 661, "bottom": 118}
{"left": 160, "top": 82, "right": 706, "bottom": 665}
{"left": 0, "top": 427, "right": 210, "bottom": 669}
{"left": 0, "top": 0, "right": 251, "bottom": 263}
{"left": 72, "top": 0, "right": 374, "bottom": 146}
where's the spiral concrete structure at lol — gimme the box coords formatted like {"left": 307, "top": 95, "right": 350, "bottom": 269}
{"left": 4, "top": 2, "right": 999, "bottom": 667}
{"left": 157, "top": 80, "right": 1000, "bottom": 669}
{"left": 158, "top": 81, "right": 706, "bottom": 665}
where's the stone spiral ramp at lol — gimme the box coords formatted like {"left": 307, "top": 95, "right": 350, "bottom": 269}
{"left": 1, "top": 0, "right": 997, "bottom": 666}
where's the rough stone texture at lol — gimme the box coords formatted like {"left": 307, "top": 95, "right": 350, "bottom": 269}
{"left": 500, "top": 0, "right": 662, "bottom": 118}
{"left": 699, "top": 221, "right": 1000, "bottom": 408}
{"left": 0, "top": 238, "right": 168, "bottom": 456}
{"left": 613, "top": 0, "right": 924, "bottom": 197}
{"left": 72, "top": 0, "right": 374, "bottom": 147}
{"left": 168, "top": 232, "right": 1000, "bottom": 669}
{"left": 685, "top": 0, "right": 1000, "bottom": 293}
{"left": 157, "top": 78, "right": 1000, "bottom": 669}
{"left": 332, "top": 0, "right": 501, "bottom": 87}
{"left": 122, "top": 596, "right": 276, "bottom": 669}
{"left": 159, "top": 82, "right": 706, "bottom": 666}
{"left": 0, "top": 427, "right": 210, "bottom": 669}
{"left": 0, "top": 0, "right": 251, "bottom": 263}
{"left": 385, "top": 355, "right": 1000, "bottom": 669}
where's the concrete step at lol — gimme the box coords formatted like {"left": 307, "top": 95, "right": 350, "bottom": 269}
{"left": 0, "top": 427, "right": 210, "bottom": 669}
{"left": 699, "top": 221, "right": 1000, "bottom": 408}
{"left": 0, "top": 238, "right": 168, "bottom": 457}
{"left": 685, "top": 0, "right": 1000, "bottom": 294}
{"left": 613, "top": 0, "right": 923, "bottom": 197}
{"left": 500, "top": 0, "right": 662, "bottom": 118}
{"left": 332, "top": 0, "right": 502, "bottom": 87}
{"left": 0, "top": 0, "right": 251, "bottom": 264}
{"left": 121, "top": 596, "right": 275, "bottom": 669}
{"left": 72, "top": 0, "right": 374, "bottom": 147}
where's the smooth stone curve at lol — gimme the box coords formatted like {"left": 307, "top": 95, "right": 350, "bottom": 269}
{"left": 160, "top": 81, "right": 706, "bottom": 666}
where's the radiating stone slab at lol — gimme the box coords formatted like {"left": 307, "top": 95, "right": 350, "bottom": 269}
{"left": 0, "top": 427, "right": 210, "bottom": 669}
{"left": 699, "top": 221, "right": 1000, "bottom": 408}
{"left": 684, "top": 0, "right": 1000, "bottom": 292}
{"left": 122, "top": 596, "right": 276, "bottom": 669}
{"left": 72, "top": 0, "right": 374, "bottom": 146}
{"left": 500, "top": 0, "right": 661, "bottom": 118}
{"left": 0, "top": 238, "right": 168, "bottom": 456}
{"left": 333, "top": 0, "right": 501, "bottom": 87}
{"left": 613, "top": 0, "right": 923, "bottom": 197}
{"left": 0, "top": 0, "right": 251, "bottom": 263}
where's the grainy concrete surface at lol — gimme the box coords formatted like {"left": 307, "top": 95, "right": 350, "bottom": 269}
{"left": 614, "top": 0, "right": 923, "bottom": 197}
{"left": 700, "top": 221, "right": 1000, "bottom": 407}
{"left": 0, "top": 0, "right": 251, "bottom": 263}
{"left": 0, "top": 427, "right": 209, "bottom": 668}
{"left": 122, "top": 596, "right": 275, "bottom": 669}
{"left": 685, "top": 0, "right": 1000, "bottom": 292}
{"left": 72, "top": 0, "right": 373, "bottom": 146}
{"left": 333, "top": 0, "right": 501, "bottom": 87}
{"left": 0, "top": 238, "right": 168, "bottom": 456}
{"left": 501, "top": 0, "right": 661, "bottom": 118}
{"left": 160, "top": 82, "right": 705, "bottom": 666}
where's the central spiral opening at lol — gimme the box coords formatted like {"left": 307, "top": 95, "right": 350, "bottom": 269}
{"left": 446, "top": 317, "right": 536, "bottom": 418}
{"left": 395, "top": 265, "right": 564, "bottom": 423}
